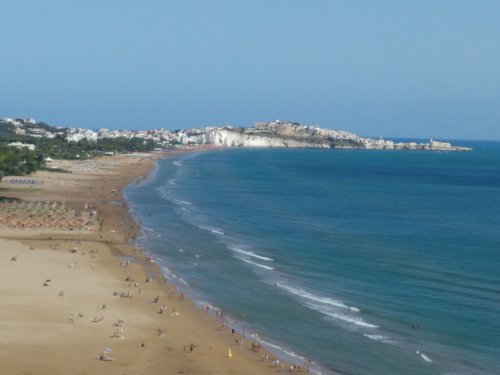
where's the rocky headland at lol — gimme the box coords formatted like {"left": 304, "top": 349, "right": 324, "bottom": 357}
{"left": 179, "top": 121, "right": 472, "bottom": 151}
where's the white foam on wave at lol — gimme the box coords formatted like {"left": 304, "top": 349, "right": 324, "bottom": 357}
{"left": 416, "top": 350, "right": 433, "bottom": 363}
{"left": 257, "top": 338, "right": 305, "bottom": 362}
{"left": 240, "top": 258, "right": 274, "bottom": 271}
{"left": 230, "top": 247, "right": 274, "bottom": 262}
{"left": 306, "top": 302, "right": 378, "bottom": 328}
{"left": 363, "top": 334, "right": 386, "bottom": 341}
{"left": 173, "top": 161, "right": 182, "bottom": 167}
{"left": 160, "top": 265, "right": 177, "bottom": 280}
{"left": 163, "top": 193, "right": 192, "bottom": 207}
{"left": 276, "top": 282, "right": 357, "bottom": 311}
{"left": 157, "top": 185, "right": 172, "bottom": 201}
{"left": 198, "top": 225, "right": 224, "bottom": 235}
{"left": 363, "top": 334, "right": 396, "bottom": 345}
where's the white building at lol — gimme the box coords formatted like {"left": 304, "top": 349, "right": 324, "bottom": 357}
{"left": 7, "top": 142, "right": 36, "bottom": 151}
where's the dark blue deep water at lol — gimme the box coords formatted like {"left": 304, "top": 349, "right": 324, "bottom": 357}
{"left": 125, "top": 142, "right": 500, "bottom": 375}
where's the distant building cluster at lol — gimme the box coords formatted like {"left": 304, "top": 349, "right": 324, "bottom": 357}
{"left": 2, "top": 117, "right": 58, "bottom": 139}
{"left": 0, "top": 117, "right": 471, "bottom": 152}
{"left": 66, "top": 126, "right": 209, "bottom": 147}
{"left": 362, "top": 137, "right": 460, "bottom": 151}
{"left": 254, "top": 120, "right": 363, "bottom": 142}
{"left": 1, "top": 117, "right": 181, "bottom": 147}
{"left": 1, "top": 117, "right": 223, "bottom": 148}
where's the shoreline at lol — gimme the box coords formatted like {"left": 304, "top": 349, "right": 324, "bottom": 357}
{"left": 0, "top": 148, "right": 299, "bottom": 374}
{"left": 124, "top": 153, "right": 320, "bottom": 373}
{"left": 124, "top": 148, "right": 317, "bottom": 373}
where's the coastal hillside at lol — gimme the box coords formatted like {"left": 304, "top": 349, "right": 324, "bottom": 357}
{"left": 180, "top": 121, "right": 471, "bottom": 151}
{"left": 205, "top": 122, "right": 362, "bottom": 148}
{"left": 1, "top": 117, "right": 471, "bottom": 154}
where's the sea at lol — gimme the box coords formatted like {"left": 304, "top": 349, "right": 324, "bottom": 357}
{"left": 124, "top": 141, "right": 500, "bottom": 375}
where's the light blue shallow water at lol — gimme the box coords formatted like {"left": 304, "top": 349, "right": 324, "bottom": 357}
{"left": 125, "top": 142, "right": 500, "bottom": 375}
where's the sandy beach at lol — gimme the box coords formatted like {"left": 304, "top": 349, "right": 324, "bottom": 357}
{"left": 0, "top": 150, "right": 293, "bottom": 374}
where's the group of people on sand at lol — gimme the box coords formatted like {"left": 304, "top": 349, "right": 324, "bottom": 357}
{"left": 92, "top": 237, "right": 301, "bottom": 373}
{"left": 251, "top": 341, "right": 262, "bottom": 352}
{"left": 287, "top": 363, "right": 311, "bottom": 373}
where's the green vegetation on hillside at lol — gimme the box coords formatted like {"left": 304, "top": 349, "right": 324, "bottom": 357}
{"left": 0, "top": 122, "right": 158, "bottom": 178}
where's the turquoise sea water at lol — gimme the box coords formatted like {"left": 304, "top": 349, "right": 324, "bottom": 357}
{"left": 125, "top": 142, "right": 500, "bottom": 375}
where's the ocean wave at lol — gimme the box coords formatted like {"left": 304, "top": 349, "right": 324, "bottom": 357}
{"left": 363, "top": 334, "right": 396, "bottom": 344}
{"left": 158, "top": 188, "right": 191, "bottom": 207}
{"left": 156, "top": 185, "right": 170, "bottom": 198}
{"left": 160, "top": 265, "right": 177, "bottom": 280}
{"left": 173, "top": 161, "right": 182, "bottom": 167}
{"left": 255, "top": 339, "right": 322, "bottom": 375}
{"left": 257, "top": 338, "right": 306, "bottom": 362}
{"left": 240, "top": 258, "right": 274, "bottom": 271}
{"left": 276, "top": 282, "right": 358, "bottom": 311}
{"left": 416, "top": 350, "right": 433, "bottom": 363}
{"left": 230, "top": 246, "right": 274, "bottom": 261}
{"left": 305, "top": 302, "right": 378, "bottom": 328}
{"left": 363, "top": 334, "right": 386, "bottom": 341}
{"left": 198, "top": 225, "right": 224, "bottom": 235}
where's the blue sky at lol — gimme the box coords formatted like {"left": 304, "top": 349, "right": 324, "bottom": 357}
{"left": 1, "top": 1, "right": 499, "bottom": 139}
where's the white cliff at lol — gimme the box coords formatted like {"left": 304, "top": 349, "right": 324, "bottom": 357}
{"left": 168, "top": 120, "right": 471, "bottom": 151}
{"left": 206, "top": 128, "right": 331, "bottom": 148}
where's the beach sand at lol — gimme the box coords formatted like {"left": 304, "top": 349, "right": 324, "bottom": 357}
{"left": 0, "top": 150, "right": 289, "bottom": 374}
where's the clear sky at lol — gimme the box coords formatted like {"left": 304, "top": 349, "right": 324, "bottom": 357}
{"left": 1, "top": 1, "right": 499, "bottom": 140}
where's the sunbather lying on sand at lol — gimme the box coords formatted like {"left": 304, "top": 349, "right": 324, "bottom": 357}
{"left": 98, "top": 353, "right": 113, "bottom": 361}
{"left": 90, "top": 314, "right": 103, "bottom": 322}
